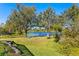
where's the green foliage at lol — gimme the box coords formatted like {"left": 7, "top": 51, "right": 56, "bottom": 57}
{"left": 59, "top": 4, "right": 79, "bottom": 48}
{"left": 59, "top": 43, "right": 72, "bottom": 56}
{"left": 53, "top": 24, "right": 62, "bottom": 32}
{"left": 0, "top": 41, "right": 33, "bottom": 56}
{"left": 16, "top": 44, "right": 34, "bottom": 56}
{"left": 4, "top": 4, "right": 36, "bottom": 35}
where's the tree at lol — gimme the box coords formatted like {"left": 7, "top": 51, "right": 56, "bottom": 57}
{"left": 41, "top": 7, "right": 56, "bottom": 38}
{"left": 36, "top": 12, "right": 44, "bottom": 26}
{"left": 43, "top": 7, "right": 55, "bottom": 30}
{"left": 60, "top": 4, "right": 79, "bottom": 47}
{"left": 62, "top": 4, "right": 79, "bottom": 37}
{"left": 16, "top": 4, "right": 36, "bottom": 36}
{"left": 5, "top": 4, "right": 36, "bottom": 36}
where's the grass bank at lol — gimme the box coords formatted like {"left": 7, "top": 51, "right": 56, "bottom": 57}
{"left": 0, "top": 36, "right": 79, "bottom": 56}
{"left": 0, "top": 37, "right": 62, "bottom": 56}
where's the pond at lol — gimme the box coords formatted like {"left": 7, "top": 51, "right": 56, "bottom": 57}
{"left": 27, "top": 32, "right": 59, "bottom": 37}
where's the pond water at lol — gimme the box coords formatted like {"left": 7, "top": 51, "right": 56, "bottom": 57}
{"left": 27, "top": 32, "right": 58, "bottom": 37}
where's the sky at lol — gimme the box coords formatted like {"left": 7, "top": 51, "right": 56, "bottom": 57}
{"left": 0, "top": 3, "right": 78, "bottom": 24}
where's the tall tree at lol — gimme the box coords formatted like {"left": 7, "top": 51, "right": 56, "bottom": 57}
{"left": 16, "top": 4, "right": 36, "bottom": 35}
{"left": 41, "top": 7, "right": 56, "bottom": 38}
{"left": 62, "top": 4, "right": 79, "bottom": 37}
{"left": 43, "top": 7, "right": 56, "bottom": 31}
{"left": 5, "top": 4, "right": 36, "bottom": 35}
{"left": 59, "top": 4, "right": 79, "bottom": 47}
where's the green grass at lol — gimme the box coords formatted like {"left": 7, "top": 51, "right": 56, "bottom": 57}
{"left": 0, "top": 40, "right": 34, "bottom": 56}
{"left": 1, "top": 36, "right": 79, "bottom": 56}
{"left": 0, "top": 41, "right": 13, "bottom": 56}
{"left": 0, "top": 37, "right": 63, "bottom": 56}
{"left": 16, "top": 44, "right": 34, "bottom": 56}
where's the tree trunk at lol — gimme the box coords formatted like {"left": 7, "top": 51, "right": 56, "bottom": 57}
{"left": 25, "top": 29, "right": 28, "bottom": 37}
{"left": 47, "top": 26, "right": 51, "bottom": 39}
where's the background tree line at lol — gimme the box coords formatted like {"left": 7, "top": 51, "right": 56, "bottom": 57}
{"left": 0, "top": 4, "right": 58, "bottom": 35}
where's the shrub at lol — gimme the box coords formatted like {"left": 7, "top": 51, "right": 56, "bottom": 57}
{"left": 53, "top": 24, "right": 62, "bottom": 32}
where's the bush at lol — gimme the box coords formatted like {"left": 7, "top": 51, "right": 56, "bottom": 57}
{"left": 54, "top": 32, "right": 60, "bottom": 42}
{"left": 59, "top": 43, "right": 72, "bottom": 56}
{"left": 59, "top": 35, "right": 79, "bottom": 56}
{"left": 53, "top": 24, "right": 62, "bottom": 32}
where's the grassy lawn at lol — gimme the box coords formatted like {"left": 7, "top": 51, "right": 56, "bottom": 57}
{"left": 0, "top": 37, "right": 63, "bottom": 56}
{"left": 0, "top": 36, "right": 79, "bottom": 56}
